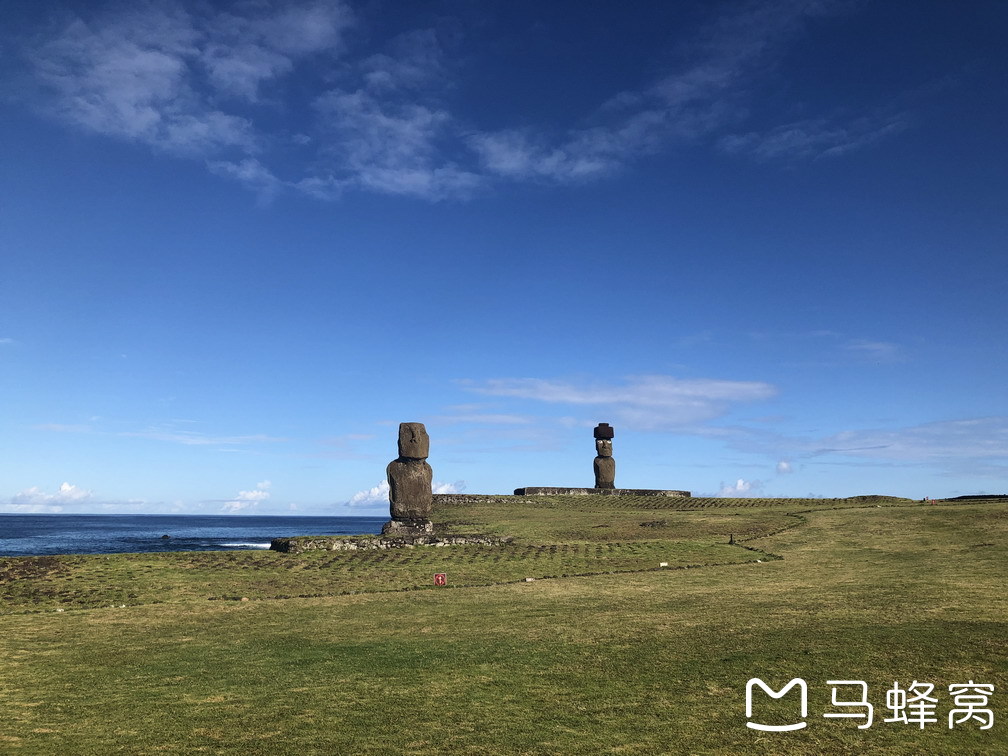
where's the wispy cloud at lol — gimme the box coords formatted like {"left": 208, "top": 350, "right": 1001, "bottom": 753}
{"left": 314, "top": 433, "right": 375, "bottom": 460}
{"left": 29, "top": 4, "right": 259, "bottom": 155}
{"left": 842, "top": 339, "right": 904, "bottom": 363}
{"left": 725, "top": 416, "right": 1008, "bottom": 479}
{"left": 310, "top": 28, "right": 481, "bottom": 200}
{"left": 121, "top": 428, "right": 285, "bottom": 446}
{"left": 468, "top": 0, "right": 880, "bottom": 183}
{"left": 747, "top": 330, "right": 906, "bottom": 365}
{"left": 812, "top": 418, "right": 1008, "bottom": 464}
{"left": 313, "top": 89, "right": 478, "bottom": 199}
{"left": 31, "top": 419, "right": 286, "bottom": 448}
{"left": 201, "top": 2, "right": 352, "bottom": 101}
{"left": 33, "top": 423, "right": 93, "bottom": 433}
{"left": 719, "top": 113, "right": 908, "bottom": 162}
{"left": 206, "top": 156, "right": 284, "bottom": 202}
{"left": 19, "top": 0, "right": 906, "bottom": 201}
{"left": 432, "top": 412, "right": 535, "bottom": 426}
{"left": 24, "top": 1, "right": 350, "bottom": 171}
{"left": 461, "top": 374, "right": 777, "bottom": 429}
{"left": 0, "top": 337, "right": 16, "bottom": 345}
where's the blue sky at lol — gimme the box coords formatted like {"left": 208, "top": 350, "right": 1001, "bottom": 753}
{"left": 2, "top": 0, "right": 1006, "bottom": 515}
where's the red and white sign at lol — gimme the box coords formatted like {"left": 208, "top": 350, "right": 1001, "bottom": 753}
{"left": 434, "top": 573, "right": 447, "bottom": 586}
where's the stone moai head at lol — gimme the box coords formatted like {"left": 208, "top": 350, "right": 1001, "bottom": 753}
{"left": 397, "top": 422, "right": 430, "bottom": 460}
{"left": 595, "top": 439, "right": 613, "bottom": 457}
{"left": 593, "top": 423, "right": 614, "bottom": 441}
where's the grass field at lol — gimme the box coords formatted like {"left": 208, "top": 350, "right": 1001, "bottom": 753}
{"left": 1, "top": 495, "right": 1005, "bottom": 754}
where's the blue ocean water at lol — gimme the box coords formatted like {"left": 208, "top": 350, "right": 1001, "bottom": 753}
{"left": 0, "top": 514, "right": 386, "bottom": 557}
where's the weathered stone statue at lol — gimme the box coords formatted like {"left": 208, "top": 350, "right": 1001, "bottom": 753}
{"left": 593, "top": 422, "right": 615, "bottom": 489}
{"left": 383, "top": 422, "right": 434, "bottom": 534}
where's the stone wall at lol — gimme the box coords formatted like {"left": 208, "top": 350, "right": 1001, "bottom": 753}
{"left": 513, "top": 487, "right": 691, "bottom": 497}
{"left": 431, "top": 493, "right": 511, "bottom": 506}
{"left": 270, "top": 533, "right": 512, "bottom": 554}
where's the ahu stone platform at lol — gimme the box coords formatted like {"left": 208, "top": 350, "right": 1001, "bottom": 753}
{"left": 270, "top": 533, "right": 512, "bottom": 553}
{"left": 513, "top": 487, "right": 691, "bottom": 497}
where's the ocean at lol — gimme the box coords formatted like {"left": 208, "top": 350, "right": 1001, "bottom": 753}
{"left": 0, "top": 514, "right": 386, "bottom": 557}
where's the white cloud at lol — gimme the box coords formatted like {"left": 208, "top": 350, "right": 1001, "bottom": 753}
{"left": 0, "top": 337, "right": 16, "bottom": 345}
{"left": 462, "top": 374, "right": 776, "bottom": 429}
{"left": 348, "top": 479, "right": 389, "bottom": 508}
{"left": 2, "top": 486, "right": 174, "bottom": 515}
{"left": 432, "top": 480, "right": 465, "bottom": 495}
{"left": 776, "top": 460, "right": 793, "bottom": 474}
{"left": 221, "top": 480, "right": 271, "bottom": 513}
{"left": 348, "top": 478, "right": 465, "bottom": 508}
{"left": 8, "top": 482, "right": 93, "bottom": 513}
{"left": 717, "top": 478, "right": 762, "bottom": 497}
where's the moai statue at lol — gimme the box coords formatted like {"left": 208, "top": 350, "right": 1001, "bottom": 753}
{"left": 593, "top": 422, "right": 615, "bottom": 489}
{"left": 382, "top": 422, "right": 434, "bottom": 534}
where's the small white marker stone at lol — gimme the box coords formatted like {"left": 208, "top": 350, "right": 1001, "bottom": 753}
{"left": 525, "top": 577, "right": 535, "bottom": 582}
{"left": 659, "top": 562, "right": 669, "bottom": 567}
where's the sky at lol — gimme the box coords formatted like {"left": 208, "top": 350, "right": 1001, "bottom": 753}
{"left": 1, "top": 0, "right": 1006, "bottom": 516}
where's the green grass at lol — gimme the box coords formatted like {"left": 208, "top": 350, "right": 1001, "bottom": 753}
{"left": 0, "top": 496, "right": 1005, "bottom": 754}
